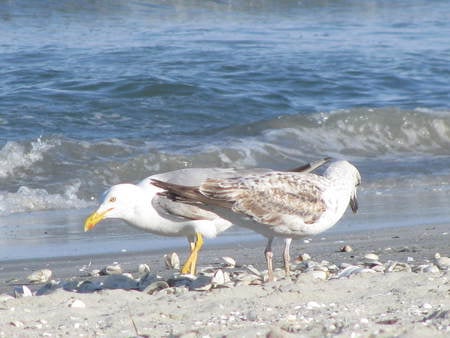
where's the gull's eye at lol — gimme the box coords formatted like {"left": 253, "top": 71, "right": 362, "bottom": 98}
{"left": 109, "top": 197, "right": 117, "bottom": 203}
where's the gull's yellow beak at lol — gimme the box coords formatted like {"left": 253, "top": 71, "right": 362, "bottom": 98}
{"left": 84, "top": 209, "right": 111, "bottom": 232}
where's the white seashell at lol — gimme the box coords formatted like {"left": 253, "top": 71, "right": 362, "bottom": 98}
{"left": 101, "top": 264, "right": 122, "bottom": 275}
{"left": 27, "top": 269, "right": 52, "bottom": 284}
{"left": 68, "top": 299, "right": 86, "bottom": 309}
{"left": 297, "top": 253, "right": 312, "bottom": 262}
{"left": 222, "top": 256, "right": 236, "bottom": 268}
{"left": 385, "top": 261, "right": 411, "bottom": 273}
{"left": 423, "top": 264, "right": 440, "bottom": 274}
{"left": 301, "top": 270, "right": 328, "bottom": 281}
{"left": 233, "top": 272, "right": 261, "bottom": 286}
{"left": 122, "top": 272, "right": 134, "bottom": 279}
{"left": 103, "top": 275, "right": 139, "bottom": 290}
{"left": 14, "top": 285, "right": 33, "bottom": 298}
{"left": 434, "top": 253, "right": 450, "bottom": 270}
{"left": 334, "top": 265, "right": 375, "bottom": 279}
{"left": 164, "top": 252, "right": 180, "bottom": 270}
{"left": 326, "top": 264, "right": 339, "bottom": 273}
{"left": 174, "top": 286, "right": 189, "bottom": 295}
{"left": 306, "top": 301, "right": 322, "bottom": 309}
{"left": 364, "top": 253, "right": 379, "bottom": 261}
{"left": 245, "top": 265, "right": 262, "bottom": 277}
{"left": 311, "top": 270, "right": 329, "bottom": 280}
{"left": 340, "top": 245, "right": 353, "bottom": 252}
{"left": 413, "top": 264, "right": 441, "bottom": 273}
{"left": 138, "top": 264, "right": 151, "bottom": 276}
{"left": 211, "top": 269, "right": 226, "bottom": 286}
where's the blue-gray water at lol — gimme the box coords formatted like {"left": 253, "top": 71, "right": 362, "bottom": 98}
{"left": 1, "top": 0, "right": 450, "bottom": 261}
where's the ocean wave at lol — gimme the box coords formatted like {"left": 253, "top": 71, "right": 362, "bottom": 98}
{"left": 0, "top": 137, "right": 57, "bottom": 178}
{"left": 0, "top": 181, "right": 94, "bottom": 216}
{"left": 218, "top": 107, "right": 450, "bottom": 158}
{"left": 2, "top": 108, "right": 450, "bottom": 215}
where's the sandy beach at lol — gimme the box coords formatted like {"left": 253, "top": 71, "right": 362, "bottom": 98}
{"left": 0, "top": 223, "right": 449, "bottom": 337}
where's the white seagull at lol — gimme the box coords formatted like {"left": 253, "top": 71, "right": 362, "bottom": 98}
{"left": 84, "top": 158, "right": 330, "bottom": 275}
{"left": 151, "top": 160, "right": 361, "bottom": 281}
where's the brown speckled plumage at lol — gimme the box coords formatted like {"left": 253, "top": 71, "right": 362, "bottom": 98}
{"left": 200, "top": 173, "right": 327, "bottom": 226}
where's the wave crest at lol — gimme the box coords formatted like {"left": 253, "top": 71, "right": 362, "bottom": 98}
{"left": 0, "top": 137, "right": 57, "bottom": 178}
{"left": 0, "top": 181, "right": 93, "bottom": 216}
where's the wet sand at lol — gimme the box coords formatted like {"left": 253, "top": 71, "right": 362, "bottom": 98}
{"left": 0, "top": 223, "right": 449, "bottom": 337}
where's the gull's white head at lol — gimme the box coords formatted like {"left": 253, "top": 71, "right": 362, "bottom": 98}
{"left": 324, "top": 160, "right": 361, "bottom": 213}
{"left": 84, "top": 184, "right": 144, "bottom": 232}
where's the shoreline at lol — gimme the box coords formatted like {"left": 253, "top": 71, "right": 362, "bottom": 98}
{"left": 1, "top": 222, "right": 449, "bottom": 337}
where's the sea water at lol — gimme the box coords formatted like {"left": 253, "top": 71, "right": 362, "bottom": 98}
{"left": 1, "top": 0, "right": 450, "bottom": 260}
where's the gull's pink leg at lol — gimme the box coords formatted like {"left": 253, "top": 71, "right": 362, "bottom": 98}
{"left": 264, "top": 237, "right": 274, "bottom": 282}
{"left": 283, "top": 238, "right": 292, "bottom": 277}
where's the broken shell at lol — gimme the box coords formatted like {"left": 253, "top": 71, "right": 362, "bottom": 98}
{"left": 222, "top": 256, "right": 236, "bottom": 268}
{"left": 334, "top": 265, "right": 375, "bottom": 279}
{"left": 364, "top": 253, "right": 383, "bottom": 267}
{"left": 68, "top": 299, "right": 86, "bottom": 309}
{"left": 326, "top": 264, "right": 339, "bottom": 274}
{"left": 295, "top": 253, "right": 312, "bottom": 263}
{"left": 144, "top": 281, "right": 170, "bottom": 295}
{"left": 122, "top": 272, "right": 134, "bottom": 279}
{"left": 233, "top": 271, "right": 261, "bottom": 286}
{"left": 434, "top": 253, "right": 450, "bottom": 270}
{"left": 385, "top": 261, "right": 412, "bottom": 273}
{"left": 27, "top": 269, "right": 52, "bottom": 284}
{"left": 102, "top": 274, "right": 139, "bottom": 290}
{"left": 364, "top": 253, "right": 379, "bottom": 261}
{"left": 14, "top": 285, "right": 33, "bottom": 298}
{"left": 309, "top": 270, "right": 329, "bottom": 280}
{"left": 211, "top": 269, "right": 226, "bottom": 286}
{"left": 413, "top": 264, "right": 440, "bottom": 274}
{"left": 164, "top": 252, "right": 180, "bottom": 270}
{"left": 138, "top": 263, "right": 151, "bottom": 276}
{"left": 340, "top": 245, "right": 353, "bottom": 253}
{"left": 245, "top": 265, "right": 262, "bottom": 277}
{"left": 101, "top": 264, "right": 122, "bottom": 275}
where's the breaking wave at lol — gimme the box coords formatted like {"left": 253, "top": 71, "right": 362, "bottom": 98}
{"left": 0, "top": 182, "right": 94, "bottom": 216}
{"left": 2, "top": 107, "right": 450, "bottom": 215}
